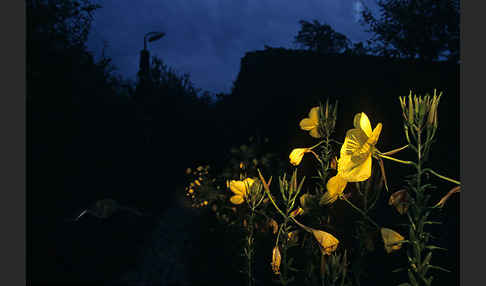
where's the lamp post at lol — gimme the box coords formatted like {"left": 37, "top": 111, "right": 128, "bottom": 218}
{"left": 138, "top": 31, "right": 165, "bottom": 85}
{"left": 136, "top": 31, "right": 165, "bottom": 146}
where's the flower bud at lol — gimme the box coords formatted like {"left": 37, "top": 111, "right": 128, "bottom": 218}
{"left": 271, "top": 246, "right": 281, "bottom": 274}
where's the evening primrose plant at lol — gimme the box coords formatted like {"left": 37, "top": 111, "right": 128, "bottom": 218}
{"left": 182, "top": 91, "right": 459, "bottom": 286}
{"left": 392, "top": 90, "right": 461, "bottom": 286}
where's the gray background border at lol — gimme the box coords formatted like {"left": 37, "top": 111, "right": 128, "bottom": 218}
{"left": 0, "top": 0, "right": 25, "bottom": 285}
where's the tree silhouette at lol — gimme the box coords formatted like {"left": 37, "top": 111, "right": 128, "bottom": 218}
{"left": 294, "top": 20, "right": 351, "bottom": 54}
{"left": 360, "top": 0, "right": 460, "bottom": 62}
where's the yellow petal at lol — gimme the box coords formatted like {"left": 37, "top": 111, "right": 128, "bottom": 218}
{"left": 368, "top": 123, "right": 382, "bottom": 145}
{"left": 326, "top": 175, "right": 348, "bottom": 198}
{"left": 229, "top": 178, "right": 255, "bottom": 196}
{"left": 309, "top": 127, "right": 321, "bottom": 138}
{"left": 339, "top": 128, "right": 369, "bottom": 161}
{"left": 339, "top": 153, "right": 372, "bottom": 182}
{"left": 299, "top": 106, "right": 320, "bottom": 131}
{"left": 308, "top": 106, "right": 320, "bottom": 122}
{"left": 380, "top": 228, "right": 404, "bottom": 254}
{"left": 299, "top": 118, "right": 317, "bottom": 131}
{"left": 353, "top": 112, "right": 373, "bottom": 137}
{"left": 230, "top": 195, "right": 245, "bottom": 205}
{"left": 338, "top": 127, "right": 373, "bottom": 182}
{"left": 229, "top": 180, "right": 246, "bottom": 195}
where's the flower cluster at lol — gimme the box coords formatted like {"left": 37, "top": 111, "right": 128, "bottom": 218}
{"left": 184, "top": 165, "right": 215, "bottom": 208}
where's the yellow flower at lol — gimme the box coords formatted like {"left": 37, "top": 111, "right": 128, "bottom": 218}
{"left": 188, "top": 189, "right": 194, "bottom": 194}
{"left": 195, "top": 180, "right": 201, "bottom": 186}
{"left": 229, "top": 178, "right": 255, "bottom": 205}
{"left": 380, "top": 228, "right": 405, "bottom": 254}
{"left": 324, "top": 113, "right": 382, "bottom": 203}
{"left": 289, "top": 148, "right": 311, "bottom": 166}
{"left": 203, "top": 200, "right": 208, "bottom": 206}
{"left": 299, "top": 106, "right": 321, "bottom": 138}
{"left": 312, "top": 229, "right": 339, "bottom": 255}
{"left": 338, "top": 112, "right": 382, "bottom": 182}
{"left": 271, "top": 246, "right": 281, "bottom": 274}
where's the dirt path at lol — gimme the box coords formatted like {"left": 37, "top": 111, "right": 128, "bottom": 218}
{"left": 114, "top": 192, "right": 204, "bottom": 286}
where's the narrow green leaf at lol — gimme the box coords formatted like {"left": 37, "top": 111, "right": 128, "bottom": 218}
{"left": 425, "top": 245, "right": 448, "bottom": 251}
{"left": 428, "top": 265, "right": 450, "bottom": 272}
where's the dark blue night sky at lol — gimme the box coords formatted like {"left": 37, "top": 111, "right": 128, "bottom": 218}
{"left": 87, "top": 0, "right": 376, "bottom": 94}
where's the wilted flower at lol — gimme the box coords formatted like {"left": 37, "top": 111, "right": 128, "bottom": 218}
{"left": 330, "top": 156, "right": 338, "bottom": 169}
{"left": 271, "top": 246, "right": 281, "bottom": 274}
{"left": 380, "top": 228, "right": 405, "bottom": 254}
{"left": 435, "top": 186, "right": 461, "bottom": 208}
{"left": 312, "top": 229, "right": 339, "bottom": 255}
{"left": 299, "top": 106, "right": 321, "bottom": 138}
{"left": 287, "top": 231, "right": 299, "bottom": 244}
{"left": 268, "top": 218, "right": 279, "bottom": 234}
{"left": 290, "top": 207, "right": 304, "bottom": 217}
{"left": 185, "top": 168, "right": 192, "bottom": 174}
{"left": 229, "top": 178, "right": 255, "bottom": 205}
{"left": 388, "top": 189, "right": 410, "bottom": 215}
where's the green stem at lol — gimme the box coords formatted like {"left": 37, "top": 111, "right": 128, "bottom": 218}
{"left": 378, "top": 154, "right": 415, "bottom": 166}
{"left": 265, "top": 190, "right": 287, "bottom": 219}
{"left": 425, "top": 169, "right": 461, "bottom": 185}
{"left": 340, "top": 195, "right": 380, "bottom": 230}
{"left": 310, "top": 140, "right": 326, "bottom": 150}
{"left": 380, "top": 145, "right": 409, "bottom": 156}
{"left": 247, "top": 209, "right": 255, "bottom": 286}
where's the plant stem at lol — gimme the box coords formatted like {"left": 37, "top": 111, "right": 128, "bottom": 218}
{"left": 341, "top": 195, "right": 380, "bottom": 230}
{"left": 247, "top": 208, "right": 255, "bottom": 286}
{"left": 425, "top": 169, "right": 461, "bottom": 185}
{"left": 378, "top": 154, "right": 415, "bottom": 166}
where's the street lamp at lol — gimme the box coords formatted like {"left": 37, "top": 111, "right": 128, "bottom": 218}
{"left": 139, "top": 31, "right": 165, "bottom": 85}
{"left": 144, "top": 31, "right": 165, "bottom": 51}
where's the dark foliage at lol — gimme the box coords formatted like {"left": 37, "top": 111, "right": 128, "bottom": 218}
{"left": 360, "top": 0, "right": 460, "bottom": 62}
{"left": 294, "top": 20, "right": 352, "bottom": 54}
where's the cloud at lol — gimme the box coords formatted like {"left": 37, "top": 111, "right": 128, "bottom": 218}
{"left": 87, "top": 0, "right": 373, "bottom": 93}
